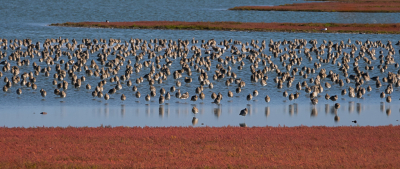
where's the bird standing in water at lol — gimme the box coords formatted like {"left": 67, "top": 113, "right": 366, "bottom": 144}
{"left": 239, "top": 108, "right": 248, "bottom": 117}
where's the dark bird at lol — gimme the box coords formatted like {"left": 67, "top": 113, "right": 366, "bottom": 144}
{"left": 239, "top": 108, "right": 248, "bottom": 116}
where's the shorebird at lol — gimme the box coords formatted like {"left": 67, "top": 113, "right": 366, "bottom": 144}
{"left": 253, "top": 90, "right": 258, "bottom": 97}
{"left": 311, "top": 98, "right": 318, "bottom": 105}
{"left": 325, "top": 93, "right": 330, "bottom": 100}
{"left": 60, "top": 91, "right": 66, "bottom": 98}
{"left": 121, "top": 94, "right": 126, "bottom": 101}
{"left": 289, "top": 93, "right": 294, "bottom": 101}
{"left": 199, "top": 92, "right": 205, "bottom": 101}
{"left": 16, "top": 88, "right": 22, "bottom": 95}
{"left": 239, "top": 108, "right": 248, "bottom": 116}
{"left": 97, "top": 92, "right": 103, "bottom": 98}
{"left": 386, "top": 96, "right": 392, "bottom": 103}
{"left": 145, "top": 94, "right": 150, "bottom": 101}
{"left": 335, "top": 103, "right": 340, "bottom": 109}
{"left": 40, "top": 89, "right": 46, "bottom": 98}
{"left": 228, "top": 91, "right": 233, "bottom": 98}
{"left": 175, "top": 90, "right": 181, "bottom": 98}
{"left": 86, "top": 84, "right": 91, "bottom": 90}
{"left": 211, "top": 92, "right": 217, "bottom": 100}
{"left": 247, "top": 94, "right": 252, "bottom": 101}
{"left": 180, "top": 92, "right": 189, "bottom": 99}
{"left": 265, "top": 95, "right": 270, "bottom": 103}
{"left": 104, "top": 93, "right": 110, "bottom": 101}
{"left": 191, "top": 95, "right": 198, "bottom": 101}
{"left": 132, "top": 86, "right": 138, "bottom": 92}
{"left": 165, "top": 92, "right": 171, "bottom": 101}
{"left": 330, "top": 95, "right": 338, "bottom": 101}
{"left": 213, "top": 98, "right": 221, "bottom": 104}
{"left": 159, "top": 95, "right": 165, "bottom": 104}
{"left": 236, "top": 87, "right": 241, "bottom": 93}
{"left": 283, "top": 91, "right": 288, "bottom": 97}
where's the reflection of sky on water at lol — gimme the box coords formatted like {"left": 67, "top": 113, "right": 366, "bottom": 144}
{"left": 0, "top": 101, "right": 398, "bottom": 127}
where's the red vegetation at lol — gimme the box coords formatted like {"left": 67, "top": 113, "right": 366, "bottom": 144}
{"left": 230, "top": 0, "right": 400, "bottom": 13}
{"left": 51, "top": 21, "right": 400, "bottom": 34}
{"left": 1, "top": 126, "right": 400, "bottom": 168}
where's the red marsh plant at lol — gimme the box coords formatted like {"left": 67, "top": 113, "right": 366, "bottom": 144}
{"left": 230, "top": 0, "right": 400, "bottom": 13}
{"left": 50, "top": 21, "right": 400, "bottom": 34}
{"left": 0, "top": 126, "right": 400, "bottom": 168}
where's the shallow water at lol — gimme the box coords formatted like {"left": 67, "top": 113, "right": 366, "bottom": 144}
{"left": 0, "top": 0, "right": 400, "bottom": 127}
{"left": 1, "top": 101, "right": 398, "bottom": 127}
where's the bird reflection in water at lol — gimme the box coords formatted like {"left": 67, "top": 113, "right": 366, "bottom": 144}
{"left": 247, "top": 104, "right": 252, "bottom": 115}
{"left": 334, "top": 115, "right": 340, "bottom": 122}
{"left": 311, "top": 107, "right": 318, "bottom": 117}
{"left": 121, "top": 104, "right": 125, "bottom": 117}
{"left": 213, "top": 106, "right": 221, "bottom": 118}
{"left": 386, "top": 108, "right": 391, "bottom": 116}
{"left": 176, "top": 106, "right": 181, "bottom": 115}
{"left": 239, "top": 123, "right": 247, "bottom": 127}
{"left": 60, "top": 103, "right": 66, "bottom": 117}
{"left": 159, "top": 105, "right": 164, "bottom": 118}
{"left": 348, "top": 101, "right": 355, "bottom": 113}
{"left": 357, "top": 103, "right": 362, "bottom": 114}
{"left": 104, "top": 104, "right": 109, "bottom": 117}
{"left": 146, "top": 104, "right": 150, "bottom": 116}
{"left": 330, "top": 105, "right": 337, "bottom": 115}
{"left": 166, "top": 104, "right": 170, "bottom": 117}
{"left": 199, "top": 104, "right": 204, "bottom": 115}
{"left": 192, "top": 117, "right": 198, "bottom": 126}
{"left": 283, "top": 104, "right": 287, "bottom": 115}
{"left": 135, "top": 107, "right": 140, "bottom": 116}
{"left": 253, "top": 105, "right": 258, "bottom": 115}
{"left": 289, "top": 104, "right": 294, "bottom": 116}
{"left": 380, "top": 102, "right": 385, "bottom": 113}
{"left": 265, "top": 107, "right": 270, "bottom": 117}
{"left": 325, "top": 104, "right": 329, "bottom": 114}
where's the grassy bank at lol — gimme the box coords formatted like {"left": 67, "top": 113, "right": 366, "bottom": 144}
{"left": 50, "top": 21, "right": 400, "bottom": 34}
{"left": 230, "top": 0, "right": 400, "bottom": 13}
{"left": 0, "top": 126, "right": 399, "bottom": 168}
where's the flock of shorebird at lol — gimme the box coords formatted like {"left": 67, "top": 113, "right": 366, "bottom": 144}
{"left": 0, "top": 37, "right": 399, "bottom": 123}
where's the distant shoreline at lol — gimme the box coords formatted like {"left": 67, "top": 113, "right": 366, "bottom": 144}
{"left": 1, "top": 126, "right": 399, "bottom": 168}
{"left": 50, "top": 21, "right": 400, "bottom": 34}
{"left": 229, "top": 0, "right": 400, "bottom": 13}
